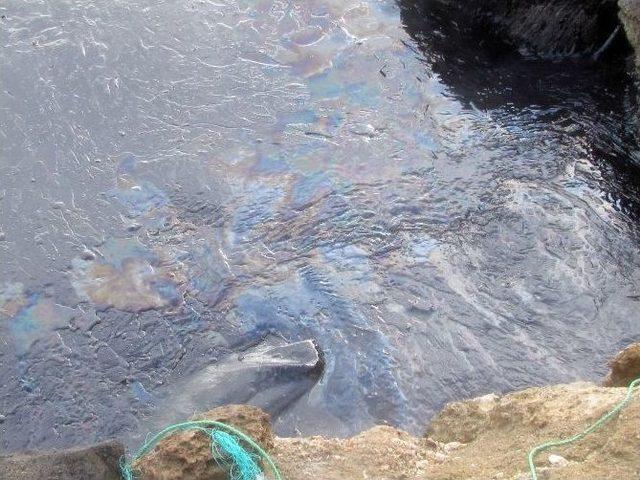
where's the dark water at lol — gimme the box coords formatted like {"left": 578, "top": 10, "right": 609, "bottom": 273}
{"left": 2, "top": 0, "right": 640, "bottom": 451}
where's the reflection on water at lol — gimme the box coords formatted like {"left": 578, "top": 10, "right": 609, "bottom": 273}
{"left": 400, "top": 0, "right": 640, "bottom": 215}
{"left": 1, "top": 0, "right": 640, "bottom": 450}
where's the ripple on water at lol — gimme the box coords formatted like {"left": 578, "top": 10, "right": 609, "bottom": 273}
{"left": 1, "top": 0, "right": 640, "bottom": 451}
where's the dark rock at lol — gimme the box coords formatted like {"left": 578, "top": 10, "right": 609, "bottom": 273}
{"left": 0, "top": 440, "right": 124, "bottom": 480}
{"left": 433, "top": 0, "right": 621, "bottom": 56}
{"left": 620, "top": 0, "right": 640, "bottom": 66}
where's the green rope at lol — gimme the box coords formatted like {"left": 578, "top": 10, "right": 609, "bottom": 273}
{"left": 528, "top": 377, "right": 640, "bottom": 480}
{"left": 212, "top": 430, "right": 263, "bottom": 480}
{"left": 120, "top": 420, "right": 283, "bottom": 480}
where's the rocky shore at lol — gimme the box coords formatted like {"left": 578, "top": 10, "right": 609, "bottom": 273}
{"left": 434, "top": 0, "right": 640, "bottom": 63}
{"left": 621, "top": 0, "right": 640, "bottom": 66}
{"left": 433, "top": 0, "right": 622, "bottom": 56}
{"left": 2, "top": 344, "right": 638, "bottom": 480}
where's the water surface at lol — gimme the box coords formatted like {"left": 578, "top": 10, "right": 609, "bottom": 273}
{"left": 2, "top": 0, "right": 640, "bottom": 450}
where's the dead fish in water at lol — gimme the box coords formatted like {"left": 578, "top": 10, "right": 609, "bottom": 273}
{"left": 150, "top": 339, "right": 323, "bottom": 429}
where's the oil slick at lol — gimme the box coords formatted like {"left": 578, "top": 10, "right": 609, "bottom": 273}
{"left": 1, "top": 283, "right": 75, "bottom": 356}
{"left": 70, "top": 238, "right": 181, "bottom": 312}
{"left": 1, "top": 0, "right": 640, "bottom": 453}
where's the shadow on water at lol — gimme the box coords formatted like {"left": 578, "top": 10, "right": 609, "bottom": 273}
{"left": 399, "top": 0, "right": 640, "bottom": 221}
{"left": 398, "top": 0, "right": 631, "bottom": 108}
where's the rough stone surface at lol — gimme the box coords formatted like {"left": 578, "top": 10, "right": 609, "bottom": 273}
{"left": 190, "top": 404, "right": 274, "bottom": 450}
{"left": 0, "top": 440, "right": 124, "bottom": 480}
{"left": 133, "top": 379, "right": 640, "bottom": 479}
{"left": 438, "top": 0, "right": 620, "bottom": 56}
{"left": 272, "top": 380, "right": 640, "bottom": 479}
{"left": 426, "top": 392, "right": 500, "bottom": 444}
{"left": 5, "top": 380, "right": 640, "bottom": 480}
{"left": 133, "top": 381, "right": 639, "bottom": 478}
{"left": 603, "top": 342, "right": 640, "bottom": 386}
{"left": 620, "top": 0, "right": 640, "bottom": 66}
{"left": 548, "top": 453, "right": 569, "bottom": 467}
{"left": 425, "top": 382, "right": 640, "bottom": 479}
{"left": 273, "top": 426, "right": 438, "bottom": 480}
{"left": 7, "top": 347, "right": 640, "bottom": 479}
{"left": 134, "top": 404, "right": 273, "bottom": 480}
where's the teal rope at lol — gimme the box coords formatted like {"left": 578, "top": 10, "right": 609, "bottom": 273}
{"left": 212, "top": 430, "right": 262, "bottom": 480}
{"left": 120, "top": 420, "right": 283, "bottom": 480}
{"left": 528, "top": 377, "right": 640, "bottom": 480}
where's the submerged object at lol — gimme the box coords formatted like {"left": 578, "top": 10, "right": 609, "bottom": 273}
{"left": 151, "top": 339, "right": 323, "bottom": 430}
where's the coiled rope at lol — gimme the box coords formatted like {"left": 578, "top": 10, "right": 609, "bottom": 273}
{"left": 120, "top": 420, "right": 282, "bottom": 480}
{"left": 528, "top": 377, "right": 640, "bottom": 480}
